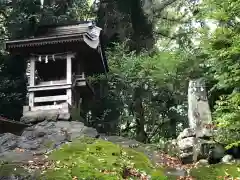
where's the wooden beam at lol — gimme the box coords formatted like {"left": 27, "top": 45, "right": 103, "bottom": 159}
{"left": 31, "top": 104, "right": 64, "bottom": 111}
{"left": 29, "top": 92, "right": 34, "bottom": 108}
{"left": 67, "top": 89, "right": 72, "bottom": 105}
{"left": 29, "top": 57, "right": 35, "bottom": 86}
{"left": 66, "top": 53, "right": 74, "bottom": 105}
{"left": 34, "top": 95, "right": 68, "bottom": 103}
{"left": 76, "top": 81, "right": 86, "bottom": 86}
{"left": 66, "top": 53, "right": 74, "bottom": 84}
{"left": 28, "top": 84, "right": 72, "bottom": 92}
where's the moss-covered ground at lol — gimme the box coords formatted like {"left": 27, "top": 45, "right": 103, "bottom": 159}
{"left": 190, "top": 163, "right": 240, "bottom": 180}
{"left": 40, "top": 136, "right": 167, "bottom": 179}
{"left": 0, "top": 137, "right": 240, "bottom": 180}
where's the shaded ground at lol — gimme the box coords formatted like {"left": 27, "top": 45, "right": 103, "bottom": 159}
{"left": 0, "top": 123, "right": 240, "bottom": 179}
{"left": 0, "top": 137, "right": 167, "bottom": 180}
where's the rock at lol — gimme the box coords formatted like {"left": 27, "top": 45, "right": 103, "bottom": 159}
{"left": 179, "top": 152, "right": 193, "bottom": 164}
{"left": 198, "top": 127, "right": 213, "bottom": 139}
{"left": 195, "top": 159, "right": 209, "bottom": 167}
{"left": 178, "top": 137, "right": 195, "bottom": 164}
{"left": 18, "top": 136, "right": 42, "bottom": 150}
{"left": 178, "top": 137, "right": 215, "bottom": 164}
{"left": 222, "top": 155, "right": 233, "bottom": 164}
{"left": 178, "top": 127, "right": 212, "bottom": 140}
{"left": 21, "top": 103, "right": 71, "bottom": 124}
{"left": 207, "top": 143, "right": 225, "bottom": 164}
{"left": 178, "top": 137, "right": 195, "bottom": 152}
{"left": 0, "top": 120, "right": 99, "bottom": 162}
{"left": 0, "top": 151, "right": 35, "bottom": 163}
{"left": 165, "top": 167, "right": 187, "bottom": 177}
{"left": 226, "top": 146, "right": 240, "bottom": 159}
{"left": 0, "top": 133, "right": 19, "bottom": 153}
{"left": 177, "top": 128, "right": 196, "bottom": 139}
{"left": 20, "top": 110, "right": 59, "bottom": 124}
{"left": 198, "top": 140, "right": 215, "bottom": 159}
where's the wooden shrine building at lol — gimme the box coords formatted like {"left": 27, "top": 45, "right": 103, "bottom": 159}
{"left": 5, "top": 21, "right": 108, "bottom": 123}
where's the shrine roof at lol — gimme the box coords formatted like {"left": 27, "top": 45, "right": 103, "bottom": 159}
{"left": 5, "top": 21, "right": 102, "bottom": 49}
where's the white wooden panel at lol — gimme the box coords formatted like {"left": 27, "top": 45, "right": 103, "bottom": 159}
{"left": 31, "top": 104, "right": 63, "bottom": 111}
{"left": 34, "top": 95, "right": 68, "bottom": 103}
{"left": 28, "top": 84, "right": 72, "bottom": 92}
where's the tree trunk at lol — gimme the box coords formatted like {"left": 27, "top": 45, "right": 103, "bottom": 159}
{"left": 133, "top": 87, "right": 147, "bottom": 143}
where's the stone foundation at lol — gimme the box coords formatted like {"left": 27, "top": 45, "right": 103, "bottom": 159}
{"left": 21, "top": 103, "right": 71, "bottom": 124}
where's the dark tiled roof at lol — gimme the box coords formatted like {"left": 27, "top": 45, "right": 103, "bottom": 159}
{"left": 34, "top": 21, "right": 96, "bottom": 38}
{"left": 5, "top": 22, "right": 102, "bottom": 49}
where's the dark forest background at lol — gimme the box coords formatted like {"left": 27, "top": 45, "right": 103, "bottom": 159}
{"left": 0, "top": 0, "right": 239, "bottom": 147}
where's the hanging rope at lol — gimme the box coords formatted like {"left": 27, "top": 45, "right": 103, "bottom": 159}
{"left": 30, "top": 51, "right": 72, "bottom": 57}
{"left": 30, "top": 52, "right": 73, "bottom": 63}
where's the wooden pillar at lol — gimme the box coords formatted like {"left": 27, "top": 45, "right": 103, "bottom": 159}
{"left": 66, "top": 53, "right": 74, "bottom": 105}
{"left": 29, "top": 57, "right": 35, "bottom": 108}
{"left": 66, "top": 54, "right": 73, "bottom": 84}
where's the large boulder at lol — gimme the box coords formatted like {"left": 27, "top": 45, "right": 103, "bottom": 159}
{"left": 0, "top": 133, "right": 19, "bottom": 153}
{"left": 177, "top": 126, "right": 216, "bottom": 164}
{"left": 207, "top": 143, "right": 225, "bottom": 164}
{"left": 21, "top": 103, "right": 71, "bottom": 124}
{"left": 177, "top": 128, "right": 212, "bottom": 140}
{"left": 0, "top": 120, "right": 98, "bottom": 162}
{"left": 177, "top": 135, "right": 216, "bottom": 164}
{"left": 178, "top": 137, "right": 195, "bottom": 152}
{"left": 177, "top": 128, "right": 196, "bottom": 140}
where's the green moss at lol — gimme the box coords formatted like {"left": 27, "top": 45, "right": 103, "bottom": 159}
{"left": 190, "top": 163, "right": 240, "bottom": 180}
{"left": 151, "top": 168, "right": 168, "bottom": 180}
{"left": 124, "top": 148, "right": 153, "bottom": 172}
{"left": 40, "top": 137, "right": 166, "bottom": 180}
{"left": 0, "top": 163, "right": 29, "bottom": 177}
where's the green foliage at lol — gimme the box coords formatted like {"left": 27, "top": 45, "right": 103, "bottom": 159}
{"left": 0, "top": 55, "right": 27, "bottom": 120}
{"left": 214, "top": 92, "right": 240, "bottom": 145}
{"left": 197, "top": 0, "right": 240, "bottom": 147}
{"left": 88, "top": 42, "right": 199, "bottom": 142}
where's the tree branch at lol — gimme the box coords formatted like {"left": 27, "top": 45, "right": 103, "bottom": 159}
{"left": 148, "top": 120, "right": 170, "bottom": 140}
{"left": 0, "top": 10, "right": 8, "bottom": 19}
{"left": 121, "top": 125, "right": 136, "bottom": 132}
{"left": 156, "top": 0, "right": 178, "bottom": 12}
{"left": 158, "top": 14, "right": 191, "bottom": 24}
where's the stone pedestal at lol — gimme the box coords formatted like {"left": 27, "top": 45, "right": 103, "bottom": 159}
{"left": 21, "top": 102, "right": 71, "bottom": 124}
{"left": 177, "top": 127, "right": 215, "bottom": 164}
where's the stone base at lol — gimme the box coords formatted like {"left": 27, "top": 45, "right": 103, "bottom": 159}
{"left": 177, "top": 127, "right": 216, "bottom": 164}
{"left": 21, "top": 103, "right": 71, "bottom": 124}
